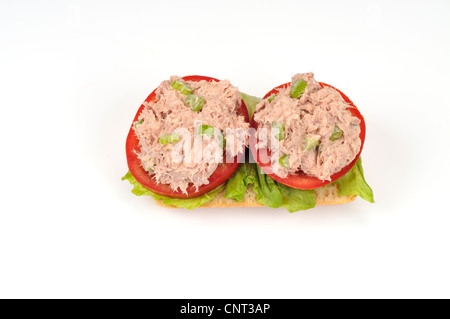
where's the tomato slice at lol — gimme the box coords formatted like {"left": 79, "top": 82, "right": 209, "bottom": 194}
{"left": 126, "top": 75, "right": 249, "bottom": 199}
{"left": 250, "top": 81, "right": 366, "bottom": 190}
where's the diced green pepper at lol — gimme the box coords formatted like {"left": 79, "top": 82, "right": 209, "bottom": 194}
{"left": 171, "top": 79, "right": 194, "bottom": 95}
{"left": 186, "top": 94, "right": 205, "bottom": 112}
{"left": 290, "top": 79, "right": 308, "bottom": 98}
{"left": 279, "top": 154, "right": 290, "bottom": 168}
{"left": 272, "top": 122, "right": 285, "bottom": 141}
{"left": 159, "top": 133, "right": 180, "bottom": 145}
{"left": 329, "top": 125, "right": 343, "bottom": 141}
{"left": 267, "top": 93, "right": 277, "bottom": 103}
{"left": 305, "top": 135, "right": 320, "bottom": 151}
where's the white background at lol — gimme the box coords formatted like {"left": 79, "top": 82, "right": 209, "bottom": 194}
{"left": 1, "top": 0, "right": 449, "bottom": 299}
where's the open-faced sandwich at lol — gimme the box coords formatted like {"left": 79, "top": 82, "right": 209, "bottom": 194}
{"left": 122, "top": 73, "right": 373, "bottom": 212}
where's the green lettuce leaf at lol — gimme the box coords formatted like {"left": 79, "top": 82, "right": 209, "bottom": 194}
{"left": 279, "top": 183, "right": 316, "bottom": 213}
{"left": 333, "top": 157, "right": 374, "bottom": 203}
{"left": 225, "top": 163, "right": 316, "bottom": 212}
{"left": 121, "top": 171, "right": 225, "bottom": 209}
{"left": 225, "top": 157, "right": 374, "bottom": 211}
{"left": 121, "top": 171, "right": 154, "bottom": 196}
{"left": 240, "top": 92, "right": 261, "bottom": 120}
{"left": 250, "top": 165, "right": 283, "bottom": 208}
{"left": 223, "top": 164, "right": 248, "bottom": 202}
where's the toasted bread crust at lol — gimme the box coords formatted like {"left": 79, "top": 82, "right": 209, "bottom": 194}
{"left": 154, "top": 183, "right": 355, "bottom": 209}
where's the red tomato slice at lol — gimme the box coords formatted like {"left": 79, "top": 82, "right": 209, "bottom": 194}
{"left": 250, "top": 81, "right": 366, "bottom": 190}
{"left": 126, "top": 75, "right": 249, "bottom": 199}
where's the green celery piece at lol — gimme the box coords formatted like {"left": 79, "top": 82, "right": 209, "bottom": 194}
{"left": 186, "top": 94, "right": 205, "bottom": 112}
{"left": 197, "top": 125, "right": 215, "bottom": 137}
{"left": 272, "top": 122, "right": 285, "bottom": 140}
{"left": 290, "top": 79, "right": 308, "bottom": 98}
{"left": 305, "top": 135, "right": 320, "bottom": 151}
{"left": 218, "top": 134, "right": 225, "bottom": 148}
{"left": 267, "top": 93, "right": 277, "bottom": 103}
{"left": 330, "top": 125, "right": 343, "bottom": 141}
{"left": 133, "top": 119, "right": 144, "bottom": 128}
{"left": 279, "top": 154, "right": 290, "bottom": 168}
{"left": 159, "top": 132, "right": 180, "bottom": 145}
{"left": 171, "top": 79, "right": 194, "bottom": 95}
{"left": 197, "top": 125, "right": 224, "bottom": 148}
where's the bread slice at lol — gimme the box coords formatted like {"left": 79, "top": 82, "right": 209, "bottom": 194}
{"left": 154, "top": 183, "right": 355, "bottom": 209}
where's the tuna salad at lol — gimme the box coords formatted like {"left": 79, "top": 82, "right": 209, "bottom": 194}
{"left": 133, "top": 76, "right": 249, "bottom": 193}
{"left": 254, "top": 73, "right": 361, "bottom": 181}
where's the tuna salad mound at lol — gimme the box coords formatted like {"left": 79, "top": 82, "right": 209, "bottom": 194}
{"left": 253, "top": 73, "right": 361, "bottom": 181}
{"left": 133, "top": 76, "right": 249, "bottom": 193}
